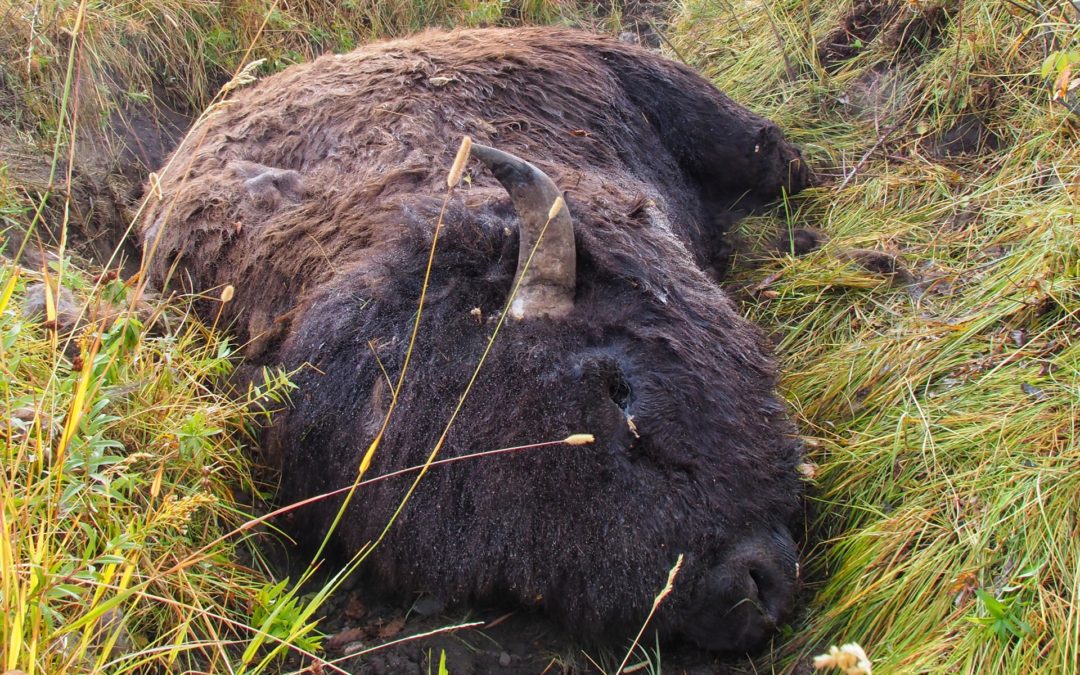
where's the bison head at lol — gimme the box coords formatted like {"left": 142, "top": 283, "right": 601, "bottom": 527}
{"left": 265, "top": 142, "right": 804, "bottom": 652}
{"left": 135, "top": 25, "right": 810, "bottom": 654}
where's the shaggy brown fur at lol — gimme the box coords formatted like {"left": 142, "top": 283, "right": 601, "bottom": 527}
{"left": 139, "top": 27, "right": 809, "bottom": 652}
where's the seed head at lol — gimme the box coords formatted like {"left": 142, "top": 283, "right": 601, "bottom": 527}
{"left": 548, "top": 195, "right": 565, "bottom": 221}
{"left": 447, "top": 136, "right": 473, "bottom": 188}
{"left": 564, "top": 433, "right": 595, "bottom": 446}
{"left": 813, "top": 642, "right": 872, "bottom": 674}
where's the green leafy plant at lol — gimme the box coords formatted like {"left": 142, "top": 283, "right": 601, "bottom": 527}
{"left": 970, "top": 590, "right": 1034, "bottom": 642}
{"left": 247, "top": 579, "right": 325, "bottom": 659}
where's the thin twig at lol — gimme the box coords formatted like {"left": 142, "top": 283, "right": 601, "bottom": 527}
{"left": 1001, "top": 0, "right": 1041, "bottom": 16}
{"left": 838, "top": 124, "right": 901, "bottom": 191}
{"left": 761, "top": 0, "right": 798, "bottom": 81}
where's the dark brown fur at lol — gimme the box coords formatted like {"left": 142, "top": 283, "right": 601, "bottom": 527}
{"left": 140, "top": 27, "right": 809, "bottom": 652}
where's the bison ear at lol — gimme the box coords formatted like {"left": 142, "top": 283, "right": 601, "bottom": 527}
{"left": 471, "top": 144, "right": 576, "bottom": 320}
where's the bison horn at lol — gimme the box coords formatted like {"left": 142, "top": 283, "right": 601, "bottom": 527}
{"left": 471, "top": 144, "right": 576, "bottom": 320}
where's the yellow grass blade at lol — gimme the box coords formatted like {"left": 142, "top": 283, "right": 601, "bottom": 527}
{"left": 0, "top": 267, "right": 20, "bottom": 316}
{"left": 54, "top": 342, "right": 97, "bottom": 463}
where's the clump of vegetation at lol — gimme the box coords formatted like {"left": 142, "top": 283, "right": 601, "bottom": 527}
{"left": 0, "top": 260, "right": 300, "bottom": 672}
{"left": 0, "top": 0, "right": 606, "bottom": 137}
{"left": 673, "top": 0, "right": 1078, "bottom": 670}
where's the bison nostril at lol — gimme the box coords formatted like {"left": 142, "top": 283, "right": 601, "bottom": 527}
{"left": 747, "top": 569, "right": 765, "bottom": 602}
{"left": 684, "top": 530, "right": 799, "bottom": 652}
{"left": 745, "top": 566, "right": 780, "bottom": 625}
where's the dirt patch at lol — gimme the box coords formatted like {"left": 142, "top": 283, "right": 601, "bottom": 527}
{"left": 273, "top": 562, "right": 757, "bottom": 674}
{"left": 0, "top": 126, "right": 138, "bottom": 269}
{"left": 926, "top": 78, "right": 1003, "bottom": 158}
{"left": 929, "top": 111, "right": 1002, "bottom": 157}
{"left": 108, "top": 84, "right": 194, "bottom": 183}
{"left": 818, "top": 0, "right": 901, "bottom": 70}
{"left": 0, "top": 79, "right": 194, "bottom": 272}
{"left": 880, "top": 2, "right": 953, "bottom": 62}
{"left": 312, "top": 593, "right": 576, "bottom": 674}
{"left": 818, "top": 0, "right": 955, "bottom": 71}
{"left": 614, "top": 0, "right": 674, "bottom": 49}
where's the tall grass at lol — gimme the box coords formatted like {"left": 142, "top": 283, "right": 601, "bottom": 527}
{"left": 673, "top": 0, "right": 1079, "bottom": 670}
{"left": 0, "top": 262, "right": 300, "bottom": 672}
{"left": 0, "top": 0, "right": 605, "bottom": 141}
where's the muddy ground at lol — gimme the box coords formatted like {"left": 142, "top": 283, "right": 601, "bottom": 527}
{"left": 277, "top": 570, "right": 766, "bottom": 674}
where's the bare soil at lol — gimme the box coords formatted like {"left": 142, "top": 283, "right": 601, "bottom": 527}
{"left": 290, "top": 578, "right": 747, "bottom": 674}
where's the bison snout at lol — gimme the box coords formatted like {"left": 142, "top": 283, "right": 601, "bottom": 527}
{"left": 684, "top": 528, "right": 799, "bottom": 652}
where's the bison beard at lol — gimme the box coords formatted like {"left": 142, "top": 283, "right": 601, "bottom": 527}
{"left": 139, "top": 27, "right": 810, "bottom": 652}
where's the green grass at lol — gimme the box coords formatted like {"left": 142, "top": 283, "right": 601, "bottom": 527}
{"left": 0, "top": 262, "right": 300, "bottom": 672}
{"left": 2, "top": 0, "right": 1078, "bottom": 672}
{"left": 673, "top": 0, "right": 1079, "bottom": 670}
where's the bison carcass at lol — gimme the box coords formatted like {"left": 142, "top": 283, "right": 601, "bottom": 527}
{"left": 139, "top": 27, "right": 810, "bottom": 652}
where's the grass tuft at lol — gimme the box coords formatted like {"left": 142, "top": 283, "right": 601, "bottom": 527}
{"left": 0, "top": 0, "right": 605, "bottom": 144}
{"left": 0, "top": 259, "right": 303, "bottom": 672}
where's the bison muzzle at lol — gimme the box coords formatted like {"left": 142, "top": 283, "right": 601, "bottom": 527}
{"left": 139, "top": 26, "right": 810, "bottom": 652}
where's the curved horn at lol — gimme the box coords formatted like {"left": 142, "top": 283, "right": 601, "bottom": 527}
{"left": 471, "top": 144, "right": 576, "bottom": 320}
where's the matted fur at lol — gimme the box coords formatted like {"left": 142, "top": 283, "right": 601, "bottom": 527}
{"left": 139, "top": 27, "right": 810, "bottom": 650}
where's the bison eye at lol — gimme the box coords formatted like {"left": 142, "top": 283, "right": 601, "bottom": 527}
{"left": 576, "top": 356, "right": 633, "bottom": 410}
{"left": 608, "top": 373, "right": 632, "bottom": 410}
